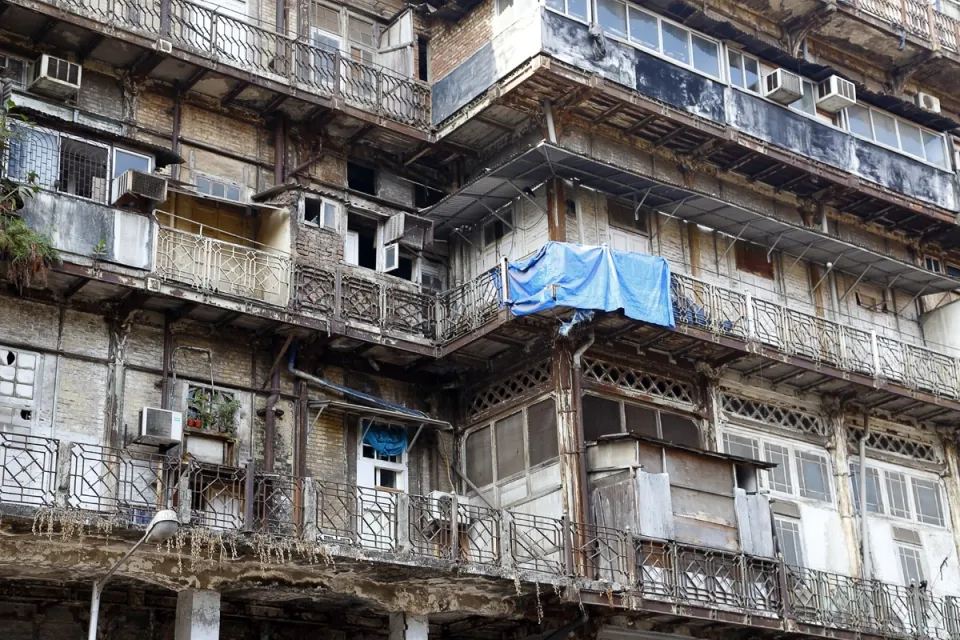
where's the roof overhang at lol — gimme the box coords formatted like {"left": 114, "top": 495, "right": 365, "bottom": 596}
{"left": 426, "top": 142, "right": 960, "bottom": 296}
{"left": 308, "top": 399, "right": 452, "bottom": 430}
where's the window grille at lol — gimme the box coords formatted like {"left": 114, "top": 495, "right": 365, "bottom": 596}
{"left": 581, "top": 358, "right": 694, "bottom": 406}
{"left": 721, "top": 393, "right": 826, "bottom": 437}
{"left": 468, "top": 360, "right": 552, "bottom": 418}
{"left": 846, "top": 427, "right": 940, "bottom": 463}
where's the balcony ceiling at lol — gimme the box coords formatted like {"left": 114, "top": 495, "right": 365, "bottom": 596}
{"left": 427, "top": 142, "right": 960, "bottom": 296}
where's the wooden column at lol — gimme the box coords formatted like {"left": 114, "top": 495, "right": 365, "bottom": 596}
{"left": 553, "top": 339, "right": 588, "bottom": 577}
{"left": 546, "top": 178, "right": 566, "bottom": 242}
{"left": 827, "top": 401, "right": 863, "bottom": 577}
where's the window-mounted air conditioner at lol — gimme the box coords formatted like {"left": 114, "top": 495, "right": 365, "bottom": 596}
{"left": 763, "top": 69, "right": 803, "bottom": 105}
{"left": 426, "top": 490, "right": 474, "bottom": 524}
{"left": 816, "top": 75, "right": 856, "bottom": 113}
{"left": 113, "top": 169, "right": 168, "bottom": 207}
{"left": 916, "top": 91, "right": 941, "bottom": 114}
{"left": 136, "top": 407, "right": 183, "bottom": 446}
{"left": 28, "top": 54, "right": 82, "bottom": 100}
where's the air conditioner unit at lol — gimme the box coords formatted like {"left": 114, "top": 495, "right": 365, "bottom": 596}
{"left": 763, "top": 69, "right": 803, "bottom": 105}
{"left": 136, "top": 407, "right": 183, "bottom": 446}
{"left": 426, "top": 490, "right": 473, "bottom": 524}
{"left": 816, "top": 75, "right": 856, "bottom": 113}
{"left": 28, "top": 54, "right": 82, "bottom": 100}
{"left": 113, "top": 169, "right": 168, "bottom": 207}
{"left": 916, "top": 91, "right": 941, "bottom": 114}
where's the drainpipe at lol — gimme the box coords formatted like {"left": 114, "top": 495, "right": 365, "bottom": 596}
{"left": 275, "top": 0, "right": 285, "bottom": 34}
{"left": 572, "top": 330, "right": 594, "bottom": 522}
{"left": 264, "top": 365, "right": 279, "bottom": 473}
{"left": 859, "top": 413, "right": 872, "bottom": 580}
{"left": 160, "top": 315, "right": 172, "bottom": 409}
{"left": 274, "top": 116, "right": 285, "bottom": 187}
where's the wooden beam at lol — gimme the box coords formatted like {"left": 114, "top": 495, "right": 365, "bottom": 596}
{"left": 220, "top": 81, "right": 250, "bottom": 107}
{"left": 59, "top": 277, "right": 90, "bottom": 301}
{"left": 178, "top": 68, "right": 208, "bottom": 93}
{"left": 31, "top": 16, "right": 57, "bottom": 44}
{"left": 592, "top": 102, "right": 624, "bottom": 125}
{"left": 260, "top": 94, "right": 288, "bottom": 116}
{"left": 130, "top": 51, "right": 166, "bottom": 79}
{"left": 624, "top": 113, "right": 658, "bottom": 136}
{"left": 78, "top": 34, "right": 106, "bottom": 62}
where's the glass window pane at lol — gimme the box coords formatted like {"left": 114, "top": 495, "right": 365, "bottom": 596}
{"left": 790, "top": 81, "right": 816, "bottom": 115}
{"left": 899, "top": 122, "right": 925, "bottom": 159}
{"left": 886, "top": 471, "right": 910, "bottom": 519}
{"left": 775, "top": 517, "right": 804, "bottom": 567}
{"left": 568, "top": 0, "right": 588, "bottom": 20}
{"left": 545, "top": 0, "right": 564, "bottom": 10}
{"left": 923, "top": 131, "right": 946, "bottom": 167}
{"left": 465, "top": 427, "right": 492, "bottom": 488}
{"left": 527, "top": 398, "right": 559, "bottom": 466}
{"left": 114, "top": 150, "right": 150, "bottom": 178}
{"left": 227, "top": 185, "right": 241, "bottom": 201}
{"left": 212, "top": 182, "right": 225, "bottom": 198}
{"left": 582, "top": 394, "right": 622, "bottom": 441}
{"left": 848, "top": 105, "right": 873, "bottom": 138}
{"left": 692, "top": 35, "right": 719, "bottom": 78}
{"left": 628, "top": 7, "right": 658, "bottom": 50}
{"left": 495, "top": 412, "right": 525, "bottom": 480}
{"left": 744, "top": 56, "right": 760, "bottom": 92}
{"left": 662, "top": 22, "right": 690, "bottom": 64}
{"left": 873, "top": 111, "right": 899, "bottom": 148}
{"left": 912, "top": 479, "right": 944, "bottom": 526}
{"left": 728, "top": 50, "right": 744, "bottom": 88}
{"left": 624, "top": 403, "right": 658, "bottom": 438}
{"left": 196, "top": 176, "right": 211, "bottom": 194}
{"left": 898, "top": 545, "right": 924, "bottom": 585}
{"left": 660, "top": 412, "right": 699, "bottom": 447}
{"left": 797, "top": 451, "right": 832, "bottom": 502}
{"left": 764, "top": 443, "right": 793, "bottom": 494}
{"left": 597, "top": 0, "right": 627, "bottom": 38}
{"left": 723, "top": 433, "right": 759, "bottom": 460}
{"left": 849, "top": 463, "right": 882, "bottom": 513}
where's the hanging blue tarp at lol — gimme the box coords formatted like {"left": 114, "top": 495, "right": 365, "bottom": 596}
{"left": 363, "top": 422, "right": 408, "bottom": 457}
{"left": 506, "top": 242, "right": 675, "bottom": 329}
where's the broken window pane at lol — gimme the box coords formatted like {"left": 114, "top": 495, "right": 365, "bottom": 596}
{"left": 849, "top": 463, "right": 882, "bottom": 513}
{"left": 582, "top": 394, "right": 622, "bottom": 441}
{"left": 796, "top": 451, "right": 831, "bottom": 502}
{"left": 764, "top": 443, "right": 793, "bottom": 494}
{"left": 912, "top": 479, "right": 944, "bottom": 526}
{"left": 527, "top": 398, "right": 559, "bottom": 466}
{"left": 466, "top": 427, "right": 492, "bottom": 488}
{"left": 660, "top": 412, "right": 699, "bottom": 447}
{"left": 775, "top": 517, "right": 804, "bottom": 567}
{"left": 495, "top": 411, "right": 525, "bottom": 480}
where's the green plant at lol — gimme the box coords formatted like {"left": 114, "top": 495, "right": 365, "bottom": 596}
{"left": 213, "top": 394, "right": 242, "bottom": 435}
{"left": 92, "top": 238, "right": 107, "bottom": 259}
{"left": 188, "top": 388, "right": 241, "bottom": 436}
{"left": 0, "top": 214, "right": 60, "bottom": 293}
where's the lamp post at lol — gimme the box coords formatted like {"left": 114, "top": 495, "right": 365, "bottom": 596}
{"left": 88, "top": 509, "right": 180, "bottom": 640}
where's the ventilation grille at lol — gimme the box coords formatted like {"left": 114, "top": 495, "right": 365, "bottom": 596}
{"left": 468, "top": 359, "right": 552, "bottom": 418}
{"left": 721, "top": 393, "right": 826, "bottom": 436}
{"left": 582, "top": 358, "right": 694, "bottom": 406}
{"left": 847, "top": 428, "right": 940, "bottom": 463}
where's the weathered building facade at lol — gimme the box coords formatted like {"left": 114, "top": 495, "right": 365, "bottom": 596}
{"left": 0, "top": 0, "right": 959, "bottom": 636}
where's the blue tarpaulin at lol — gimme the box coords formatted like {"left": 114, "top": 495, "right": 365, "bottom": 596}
{"left": 506, "top": 242, "right": 675, "bottom": 329}
{"left": 363, "top": 422, "right": 408, "bottom": 457}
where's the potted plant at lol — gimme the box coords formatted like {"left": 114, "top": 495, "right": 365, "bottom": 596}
{"left": 212, "top": 392, "right": 241, "bottom": 436}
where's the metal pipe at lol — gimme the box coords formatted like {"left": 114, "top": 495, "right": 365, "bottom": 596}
{"left": 543, "top": 100, "right": 557, "bottom": 144}
{"left": 572, "top": 331, "right": 595, "bottom": 368}
{"left": 264, "top": 365, "right": 279, "bottom": 473}
{"left": 171, "top": 93, "right": 182, "bottom": 182}
{"left": 274, "top": 116, "right": 285, "bottom": 187}
{"left": 87, "top": 534, "right": 149, "bottom": 640}
{"left": 859, "top": 413, "right": 872, "bottom": 580}
{"left": 160, "top": 315, "right": 172, "bottom": 409}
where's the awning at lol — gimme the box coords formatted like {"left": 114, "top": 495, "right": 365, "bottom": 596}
{"left": 308, "top": 399, "right": 452, "bottom": 429}
{"left": 168, "top": 187, "right": 287, "bottom": 212}
{"left": 425, "top": 142, "right": 960, "bottom": 296}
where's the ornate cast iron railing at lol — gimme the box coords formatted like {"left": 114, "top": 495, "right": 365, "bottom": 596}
{"left": 2, "top": 440, "right": 960, "bottom": 639}
{"left": 28, "top": 0, "right": 430, "bottom": 129}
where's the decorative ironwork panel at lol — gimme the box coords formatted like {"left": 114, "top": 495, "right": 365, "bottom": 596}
{"left": 877, "top": 336, "right": 908, "bottom": 386}
{"left": 0, "top": 433, "right": 58, "bottom": 507}
{"left": 846, "top": 428, "right": 941, "bottom": 463}
{"left": 294, "top": 265, "right": 336, "bottom": 315}
{"left": 509, "top": 512, "right": 565, "bottom": 576}
{"left": 671, "top": 273, "right": 748, "bottom": 339}
{"left": 312, "top": 480, "right": 397, "bottom": 551}
{"left": 468, "top": 359, "right": 552, "bottom": 418}
{"left": 720, "top": 393, "right": 826, "bottom": 436}
{"left": 841, "top": 326, "right": 875, "bottom": 376}
{"left": 253, "top": 473, "right": 303, "bottom": 537}
{"left": 462, "top": 502, "right": 501, "bottom": 565}
{"left": 407, "top": 495, "right": 499, "bottom": 563}
{"left": 636, "top": 538, "right": 676, "bottom": 599}
{"left": 385, "top": 287, "right": 433, "bottom": 339}
{"left": 577, "top": 522, "right": 629, "bottom": 585}
{"left": 904, "top": 343, "right": 957, "bottom": 398}
{"left": 68, "top": 443, "right": 178, "bottom": 524}
{"left": 436, "top": 268, "right": 502, "bottom": 343}
{"left": 341, "top": 273, "right": 382, "bottom": 326}
{"left": 582, "top": 357, "right": 694, "bottom": 406}
{"left": 751, "top": 298, "right": 785, "bottom": 350}
{"left": 181, "top": 461, "right": 246, "bottom": 531}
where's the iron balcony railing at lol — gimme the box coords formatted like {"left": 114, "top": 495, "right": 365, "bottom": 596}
{"left": 670, "top": 272, "right": 960, "bottom": 400}
{"left": 156, "top": 225, "right": 292, "bottom": 307}
{"left": 4, "top": 438, "right": 960, "bottom": 639}
{"left": 293, "top": 263, "right": 502, "bottom": 345}
{"left": 27, "top": 0, "right": 430, "bottom": 129}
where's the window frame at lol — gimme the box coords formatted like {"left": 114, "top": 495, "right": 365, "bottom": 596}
{"left": 303, "top": 196, "right": 340, "bottom": 231}
{"left": 359, "top": 419, "right": 408, "bottom": 492}
{"left": 726, "top": 48, "right": 761, "bottom": 94}
{"left": 774, "top": 515, "right": 806, "bottom": 567}
{"left": 581, "top": 391, "right": 701, "bottom": 447}
{"left": 481, "top": 206, "right": 515, "bottom": 248}
{"left": 838, "top": 104, "right": 949, "bottom": 169}
{"left": 193, "top": 171, "right": 245, "bottom": 203}
{"left": 896, "top": 543, "right": 926, "bottom": 586}
{"left": 847, "top": 457, "right": 947, "bottom": 528}
{"left": 545, "top": 0, "right": 590, "bottom": 21}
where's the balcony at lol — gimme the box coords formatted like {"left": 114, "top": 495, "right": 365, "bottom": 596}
{"left": 1, "top": 0, "right": 430, "bottom": 131}
{"left": 3, "top": 433, "right": 959, "bottom": 639}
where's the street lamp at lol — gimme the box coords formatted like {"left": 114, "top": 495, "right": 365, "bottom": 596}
{"left": 88, "top": 509, "right": 180, "bottom": 640}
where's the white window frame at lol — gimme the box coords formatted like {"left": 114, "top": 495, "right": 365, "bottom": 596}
{"left": 925, "top": 256, "right": 944, "bottom": 273}
{"left": 848, "top": 456, "right": 948, "bottom": 528}
{"left": 194, "top": 172, "right": 245, "bottom": 203}
{"left": 303, "top": 196, "right": 340, "bottom": 231}
{"left": 838, "top": 104, "right": 949, "bottom": 169}
{"left": 722, "top": 426, "right": 835, "bottom": 506}
{"left": 774, "top": 515, "right": 806, "bottom": 567}
{"left": 726, "top": 48, "right": 762, "bottom": 94}
{"left": 358, "top": 421, "right": 408, "bottom": 492}
{"left": 896, "top": 542, "right": 926, "bottom": 586}
{"left": 544, "top": 0, "right": 591, "bottom": 22}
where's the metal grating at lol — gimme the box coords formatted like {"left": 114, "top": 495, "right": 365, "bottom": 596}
{"left": 468, "top": 359, "right": 552, "bottom": 418}
{"left": 847, "top": 428, "right": 941, "bottom": 464}
{"left": 582, "top": 358, "right": 694, "bottom": 406}
{"left": 721, "top": 393, "right": 827, "bottom": 437}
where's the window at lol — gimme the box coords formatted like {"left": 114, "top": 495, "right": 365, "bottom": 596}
{"left": 925, "top": 256, "right": 943, "bottom": 273}
{"left": 913, "top": 479, "right": 945, "bottom": 526}
{"left": 608, "top": 197, "right": 647, "bottom": 233}
{"left": 886, "top": 471, "right": 910, "bottom": 519}
{"left": 185, "top": 385, "right": 237, "bottom": 432}
{"left": 0, "top": 55, "right": 27, "bottom": 88}
{"left": 735, "top": 242, "right": 774, "bottom": 279}
{"left": 840, "top": 105, "right": 948, "bottom": 168}
{"left": 345, "top": 212, "right": 378, "bottom": 269}
{"left": 597, "top": 4, "right": 721, "bottom": 79}
{"left": 359, "top": 421, "right": 407, "bottom": 492}
{"left": 728, "top": 50, "right": 760, "bottom": 93}
{"left": 789, "top": 80, "right": 817, "bottom": 116}
{"left": 417, "top": 37, "right": 430, "bottom": 81}
{"left": 855, "top": 289, "right": 888, "bottom": 313}
{"left": 482, "top": 208, "right": 514, "bottom": 247}
{"left": 546, "top": 0, "right": 589, "bottom": 20}
{"left": 0, "top": 346, "right": 38, "bottom": 431}
{"left": 722, "top": 431, "right": 833, "bottom": 504}
{"left": 464, "top": 398, "right": 559, "bottom": 489}
{"left": 947, "top": 263, "right": 960, "bottom": 279}
{"left": 347, "top": 162, "right": 377, "bottom": 195}
{"left": 195, "top": 174, "right": 243, "bottom": 202}
{"left": 849, "top": 463, "right": 882, "bottom": 513}
{"left": 775, "top": 517, "right": 805, "bottom": 567}
{"left": 583, "top": 393, "right": 700, "bottom": 447}
{"left": 304, "top": 197, "right": 339, "bottom": 230}
{"left": 113, "top": 149, "right": 151, "bottom": 178}
{"left": 897, "top": 545, "right": 925, "bottom": 585}
{"left": 496, "top": 0, "right": 514, "bottom": 14}
{"left": 59, "top": 137, "right": 109, "bottom": 201}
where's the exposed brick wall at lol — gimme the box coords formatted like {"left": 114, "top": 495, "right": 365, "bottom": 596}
{"left": 429, "top": 0, "right": 493, "bottom": 81}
